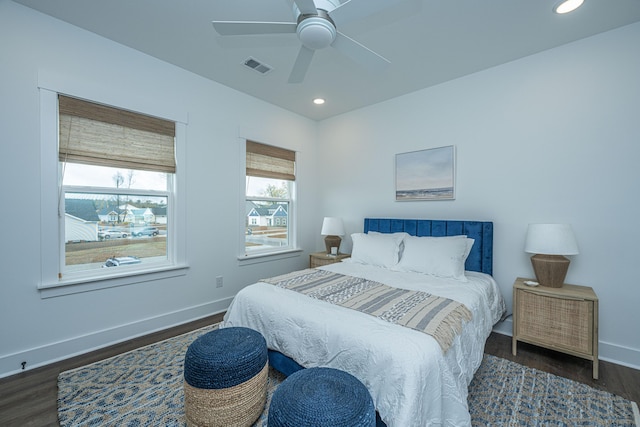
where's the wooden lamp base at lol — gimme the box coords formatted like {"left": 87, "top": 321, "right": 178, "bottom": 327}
{"left": 324, "top": 235, "right": 341, "bottom": 254}
{"left": 530, "top": 254, "right": 570, "bottom": 288}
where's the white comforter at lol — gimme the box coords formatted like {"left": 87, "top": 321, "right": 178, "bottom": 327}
{"left": 222, "top": 261, "right": 506, "bottom": 427}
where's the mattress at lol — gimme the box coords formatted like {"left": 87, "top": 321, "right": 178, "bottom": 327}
{"left": 222, "top": 260, "right": 506, "bottom": 427}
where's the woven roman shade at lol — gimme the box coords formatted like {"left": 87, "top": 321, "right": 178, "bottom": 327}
{"left": 246, "top": 140, "right": 295, "bottom": 181}
{"left": 58, "top": 95, "right": 176, "bottom": 173}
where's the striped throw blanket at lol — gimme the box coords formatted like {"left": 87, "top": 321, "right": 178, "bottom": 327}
{"left": 261, "top": 269, "right": 472, "bottom": 352}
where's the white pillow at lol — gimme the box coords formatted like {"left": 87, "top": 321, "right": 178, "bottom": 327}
{"left": 395, "top": 235, "right": 474, "bottom": 281}
{"left": 367, "top": 231, "right": 410, "bottom": 259}
{"left": 463, "top": 237, "right": 475, "bottom": 260}
{"left": 350, "top": 232, "right": 407, "bottom": 268}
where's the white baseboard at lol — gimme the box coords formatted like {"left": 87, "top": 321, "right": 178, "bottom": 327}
{"left": 492, "top": 317, "right": 513, "bottom": 336}
{"left": 0, "top": 297, "right": 233, "bottom": 379}
{"left": 492, "top": 318, "right": 640, "bottom": 371}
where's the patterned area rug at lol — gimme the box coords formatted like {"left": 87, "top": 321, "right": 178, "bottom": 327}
{"left": 58, "top": 324, "right": 639, "bottom": 426}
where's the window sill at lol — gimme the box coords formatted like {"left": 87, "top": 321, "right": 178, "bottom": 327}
{"left": 237, "top": 248, "right": 303, "bottom": 265}
{"left": 38, "top": 264, "right": 189, "bottom": 299}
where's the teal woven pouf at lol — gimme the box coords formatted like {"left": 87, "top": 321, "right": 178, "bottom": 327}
{"left": 183, "top": 327, "right": 268, "bottom": 427}
{"left": 268, "top": 367, "right": 376, "bottom": 427}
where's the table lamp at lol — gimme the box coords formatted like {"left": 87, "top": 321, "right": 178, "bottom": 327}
{"left": 524, "top": 223, "right": 579, "bottom": 288}
{"left": 321, "top": 217, "right": 345, "bottom": 255}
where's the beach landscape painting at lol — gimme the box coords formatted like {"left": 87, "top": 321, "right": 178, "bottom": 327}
{"left": 396, "top": 145, "right": 455, "bottom": 201}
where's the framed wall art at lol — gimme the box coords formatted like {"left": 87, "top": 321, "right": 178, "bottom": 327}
{"left": 395, "top": 145, "right": 455, "bottom": 201}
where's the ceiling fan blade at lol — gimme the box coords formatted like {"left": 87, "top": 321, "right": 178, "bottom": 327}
{"left": 330, "top": 0, "right": 403, "bottom": 28}
{"left": 332, "top": 32, "right": 390, "bottom": 71}
{"left": 288, "top": 46, "right": 315, "bottom": 83}
{"left": 293, "top": 0, "right": 318, "bottom": 15}
{"left": 212, "top": 21, "right": 297, "bottom": 36}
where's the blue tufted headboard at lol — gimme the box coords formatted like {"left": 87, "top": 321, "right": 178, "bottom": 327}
{"left": 363, "top": 218, "right": 493, "bottom": 275}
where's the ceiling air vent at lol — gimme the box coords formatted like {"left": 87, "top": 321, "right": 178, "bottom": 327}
{"left": 243, "top": 57, "right": 273, "bottom": 75}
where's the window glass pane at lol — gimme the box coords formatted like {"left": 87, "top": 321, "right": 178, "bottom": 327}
{"left": 245, "top": 176, "right": 289, "bottom": 199}
{"left": 245, "top": 200, "right": 289, "bottom": 253}
{"left": 63, "top": 163, "right": 167, "bottom": 191}
{"left": 64, "top": 192, "right": 168, "bottom": 272}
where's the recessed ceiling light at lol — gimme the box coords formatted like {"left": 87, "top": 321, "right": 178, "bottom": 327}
{"left": 553, "top": 0, "right": 584, "bottom": 14}
{"left": 313, "top": 98, "right": 325, "bottom": 105}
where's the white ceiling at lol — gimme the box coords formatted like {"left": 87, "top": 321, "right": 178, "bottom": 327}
{"left": 13, "top": 0, "right": 640, "bottom": 121}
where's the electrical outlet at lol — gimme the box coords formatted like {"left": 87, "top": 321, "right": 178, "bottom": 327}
{"left": 216, "top": 276, "right": 223, "bottom": 288}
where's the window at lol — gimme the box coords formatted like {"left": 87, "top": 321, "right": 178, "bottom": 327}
{"left": 38, "top": 88, "right": 187, "bottom": 296}
{"left": 244, "top": 140, "right": 296, "bottom": 256}
{"left": 58, "top": 95, "right": 175, "bottom": 276}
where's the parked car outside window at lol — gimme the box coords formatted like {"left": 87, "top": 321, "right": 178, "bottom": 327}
{"left": 132, "top": 227, "right": 160, "bottom": 237}
{"left": 98, "top": 229, "right": 128, "bottom": 239}
{"left": 102, "top": 256, "right": 141, "bottom": 268}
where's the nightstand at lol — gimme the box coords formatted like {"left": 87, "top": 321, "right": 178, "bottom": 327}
{"left": 309, "top": 251, "right": 350, "bottom": 268}
{"left": 512, "top": 277, "right": 599, "bottom": 379}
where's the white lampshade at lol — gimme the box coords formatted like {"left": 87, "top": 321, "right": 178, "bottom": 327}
{"left": 321, "top": 217, "right": 345, "bottom": 236}
{"left": 525, "top": 224, "right": 579, "bottom": 255}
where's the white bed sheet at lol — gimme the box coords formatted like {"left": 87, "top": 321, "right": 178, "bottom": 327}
{"left": 222, "top": 261, "right": 506, "bottom": 427}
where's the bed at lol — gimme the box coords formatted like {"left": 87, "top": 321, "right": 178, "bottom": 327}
{"left": 222, "top": 218, "right": 506, "bottom": 427}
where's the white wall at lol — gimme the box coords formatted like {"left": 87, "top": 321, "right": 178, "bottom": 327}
{"left": 316, "top": 22, "right": 640, "bottom": 369}
{"left": 0, "top": 1, "right": 319, "bottom": 377}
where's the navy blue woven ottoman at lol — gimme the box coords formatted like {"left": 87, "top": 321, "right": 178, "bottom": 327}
{"left": 268, "top": 367, "right": 376, "bottom": 427}
{"left": 183, "top": 327, "right": 268, "bottom": 427}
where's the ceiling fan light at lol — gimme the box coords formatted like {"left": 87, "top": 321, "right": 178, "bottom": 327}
{"left": 553, "top": 0, "right": 585, "bottom": 14}
{"left": 297, "top": 17, "right": 336, "bottom": 50}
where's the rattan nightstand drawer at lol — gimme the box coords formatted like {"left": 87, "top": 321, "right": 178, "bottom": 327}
{"left": 516, "top": 289, "right": 593, "bottom": 354}
{"left": 512, "top": 277, "right": 599, "bottom": 379}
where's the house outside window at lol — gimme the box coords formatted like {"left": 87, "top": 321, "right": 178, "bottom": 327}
{"left": 244, "top": 140, "right": 296, "bottom": 255}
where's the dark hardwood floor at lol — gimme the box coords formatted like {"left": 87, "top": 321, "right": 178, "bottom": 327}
{"left": 1, "top": 314, "right": 638, "bottom": 427}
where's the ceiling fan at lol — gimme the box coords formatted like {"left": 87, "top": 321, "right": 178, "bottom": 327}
{"left": 212, "top": 0, "right": 400, "bottom": 83}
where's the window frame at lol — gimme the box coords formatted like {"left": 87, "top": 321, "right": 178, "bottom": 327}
{"left": 238, "top": 138, "right": 300, "bottom": 262}
{"left": 38, "top": 86, "right": 188, "bottom": 298}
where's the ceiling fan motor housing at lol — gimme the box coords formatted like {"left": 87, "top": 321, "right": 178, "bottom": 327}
{"left": 297, "top": 14, "right": 336, "bottom": 50}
